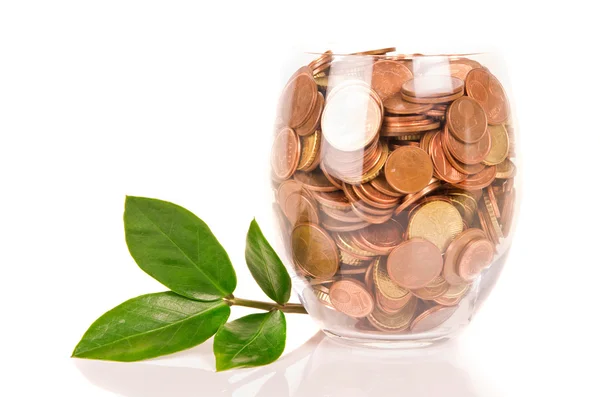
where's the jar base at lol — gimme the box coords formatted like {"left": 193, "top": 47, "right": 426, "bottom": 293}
{"left": 322, "top": 329, "right": 454, "bottom": 349}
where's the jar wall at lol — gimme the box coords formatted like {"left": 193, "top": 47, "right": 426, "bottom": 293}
{"left": 270, "top": 49, "right": 520, "bottom": 345}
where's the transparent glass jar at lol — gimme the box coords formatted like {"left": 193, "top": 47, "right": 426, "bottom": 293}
{"left": 270, "top": 49, "right": 519, "bottom": 346}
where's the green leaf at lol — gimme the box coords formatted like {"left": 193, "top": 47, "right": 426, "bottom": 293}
{"left": 124, "top": 196, "right": 236, "bottom": 301}
{"left": 213, "top": 310, "right": 286, "bottom": 371}
{"left": 245, "top": 219, "right": 292, "bottom": 305}
{"left": 72, "top": 292, "right": 230, "bottom": 362}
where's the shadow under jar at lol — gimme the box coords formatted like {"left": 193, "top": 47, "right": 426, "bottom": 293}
{"left": 270, "top": 48, "right": 519, "bottom": 347}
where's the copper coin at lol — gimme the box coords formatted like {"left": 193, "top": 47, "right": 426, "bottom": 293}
{"left": 320, "top": 163, "right": 344, "bottom": 189}
{"left": 444, "top": 124, "right": 491, "bottom": 165}
{"left": 312, "top": 190, "right": 350, "bottom": 210}
{"left": 453, "top": 165, "right": 497, "bottom": 190}
{"left": 465, "top": 68, "right": 510, "bottom": 125}
{"left": 407, "top": 200, "right": 464, "bottom": 252}
{"left": 295, "top": 92, "right": 324, "bottom": 137}
{"left": 401, "top": 90, "right": 464, "bottom": 104}
{"left": 321, "top": 206, "right": 362, "bottom": 223}
{"left": 293, "top": 169, "right": 339, "bottom": 192}
{"left": 500, "top": 188, "right": 516, "bottom": 235}
{"left": 321, "top": 81, "right": 382, "bottom": 152}
{"left": 371, "top": 60, "right": 414, "bottom": 100}
{"left": 401, "top": 76, "right": 464, "bottom": 98}
{"left": 277, "top": 179, "right": 303, "bottom": 207}
{"left": 364, "top": 260, "right": 375, "bottom": 291}
{"left": 368, "top": 295, "right": 418, "bottom": 332}
{"left": 387, "top": 238, "right": 443, "bottom": 289}
{"left": 409, "top": 305, "right": 458, "bottom": 333}
{"left": 329, "top": 279, "right": 375, "bottom": 318}
{"left": 338, "top": 266, "right": 369, "bottom": 276}
{"left": 353, "top": 47, "right": 397, "bottom": 56}
{"left": 457, "top": 238, "right": 495, "bottom": 281}
{"left": 292, "top": 223, "right": 339, "bottom": 279}
{"left": 447, "top": 96, "right": 488, "bottom": 143}
{"left": 442, "top": 228, "right": 487, "bottom": 285}
{"left": 353, "top": 183, "right": 400, "bottom": 209}
{"left": 384, "top": 146, "right": 433, "bottom": 194}
{"left": 281, "top": 191, "right": 320, "bottom": 226}
{"left": 369, "top": 173, "right": 404, "bottom": 198}
{"left": 384, "top": 114, "right": 427, "bottom": 123}
{"left": 383, "top": 94, "right": 433, "bottom": 115}
{"left": 271, "top": 127, "right": 300, "bottom": 181}
{"left": 483, "top": 195, "right": 504, "bottom": 242}
{"left": 372, "top": 256, "right": 410, "bottom": 299}
{"left": 321, "top": 214, "right": 370, "bottom": 232}
{"left": 393, "top": 180, "right": 442, "bottom": 215}
{"left": 482, "top": 124, "right": 510, "bottom": 165}
{"left": 278, "top": 67, "right": 318, "bottom": 128}
{"left": 350, "top": 205, "right": 394, "bottom": 225}
{"left": 442, "top": 137, "right": 486, "bottom": 175}
{"left": 356, "top": 219, "right": 405, "bottom": 255}
{"left": 430, "top": 132, "right": 468, "bottom": 184}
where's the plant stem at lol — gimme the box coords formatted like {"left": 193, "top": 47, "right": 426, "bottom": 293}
{"left": 226, "top": 296, "right": 307, "bottom": 314}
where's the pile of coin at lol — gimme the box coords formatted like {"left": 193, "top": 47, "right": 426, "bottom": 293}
{"left": 271, "top": 48, "right": 517, "bottom": 334}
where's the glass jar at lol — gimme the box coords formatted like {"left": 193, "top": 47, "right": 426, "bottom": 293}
{"left": 270, "top": 48, "right": 519, "bottom": 346}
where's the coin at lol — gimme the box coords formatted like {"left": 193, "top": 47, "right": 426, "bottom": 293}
{"left": 312, "top": 284, "right": 334, "bottom": 308}
{"left": 321, "top": 214, "right": 370, "bottom": 232}
{"left": 293, "top": 169, "right": 339, "bottom": 192}
{"left": 291, "top": 223, "right": 339, "bottom": 279}
{"left": 453, "top": 165, "right": 497, "bottom": 190}
{"left": 402, "top": 90, "right": 464, "bottom": 104}
{"left": 411, "top": 276, "right": 450, "bottom": 300}
{"left": 271, "top": 127, "right": 300, "bottom": 181}
{"left": 312, "top": 190, "right": 350, "bottom": 210}
{"left": 429, "top": 131, "right": 468, "bottom": 184}
{"left": 321, "top": 81, "right": 382, "bottom": 152}
{"left": 371, "top": 60, "right": 414, "bottom": 100}
{"left": 370, "top": 173, "right": 404, "bottom": 197}
{"left": 320, "top": 206, "right": 362, "bottom": 223}
{"left": 373, "top": 256, "right": 410, "bottom": 299}
{"left": 407, "top": 200, "right": 463, "bottom": 252}
{"left": 457, "top": 238, "right": 495, "bottom": 281}
{"left": 495, "top": 159, "right": 517, "bottom": 179}
{"left": 384, "top": 146, "right": 433, "bottom": 194}
{"left": 281, "top": 191, "right": 320, "bottom": 226}
{"left": 401, "top": 76, "right": 464, "bottom": 98}
{"left": 329, "top": 279, "right": 375, "bottom": 318}
{"left": 483, "top": 124, "right": 510, "bottom": 165}
{"left": 442, "top": 228, "right": 486, "bottom": 285}
{"left": 500, "top": 188, "right": 516, "bottom": 235}
{"left": 393, "top": 179, "right": 442, "bottom": 215}
{"left": 387, "top": 238, "right": 443, "bottom": 289}
{"left": 434, "top": 283, "right": 470, "bottom": 306}
{"left": 352, "top": 182, "right": 400, "bottom": 209}
{"left": 368, "top": 295, "right": 418, "bottom": 331}
{"left": 409, "top": 305, "right": 458, "bottom": 332}
{"left": 278, "top": 67, "right": 318, "bottom": 128}
{"left": 353, "top": 47, "right": 397, "bottom": 56}
{"left": 444, "top": 124, "right": 491, "bottom": 165}
{"left": 465, "top": 68, "right": 509, "bottom": 125}
{"left": 383, "top": 94, "right": 433, "bottom": 115}
{"left": 355, "top": 219, "right": 404, "bottom": 255}
{"left": 447, "top": 96, "right": 488, "bottom": 143}
{"left": 295, "top": 92, "right": 324, "bottom": 137}
{"left": 298, "top": 130, "right": 321, "bottom": 171}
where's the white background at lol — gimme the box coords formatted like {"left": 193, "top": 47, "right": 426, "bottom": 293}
{"left": 1, "top": 1, "right": 599, "bottom": 396}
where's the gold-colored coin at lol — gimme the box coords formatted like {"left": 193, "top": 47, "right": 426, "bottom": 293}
{"left": 407, "top": 200, "right": 463, "bottom": 252}
{"left": 298, "top": 131, "right": 321, "bottom": 171}
{"left": 482, "top": 124, "right": 509, "bottom": 165}
{"left": 367, "top": 295, "right": 418, "bottom": 332}
{"left": 495, "top": 159, "right": 517, "bottom": 179}
{"left": 292, "top": 223, "right": 339, "bottom": 279}
{"left": 483, "top": 195, "right": 504, "bottom": 239}
{"left": 411, "top": 276, "right": 450, "bottom": 300}
{"left": 339, "top": 249, "right": 366, "bottom": 266}
{"left": 332, "top": 232, "right": 378, "bottom": 257}
{"left": 373, "top": 256, "right": 410, "bottom": 300}
{"left": 313, "top": 285, "right": 334, "bottom": 308}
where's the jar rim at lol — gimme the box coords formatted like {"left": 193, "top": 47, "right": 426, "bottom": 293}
{"left": 305, "top": 51, "right": 486, "bottom": 59}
